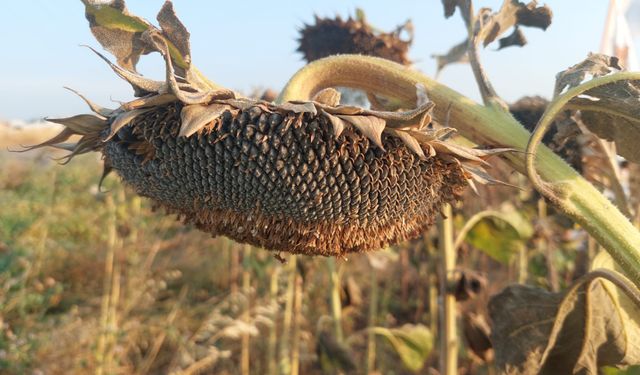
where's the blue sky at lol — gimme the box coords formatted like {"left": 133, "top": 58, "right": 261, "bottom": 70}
{"left": 0, "top": 1, "right": 619, "bottom": 120}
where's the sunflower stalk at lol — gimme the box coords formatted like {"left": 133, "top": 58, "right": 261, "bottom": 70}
{"left": 241, "top": 245, "right": 252, "bottom": 375}
{"left": 326, "top": 258, "right": 344, "bottom": 342}
{"left": 365, "top": 264, "right": 378, "bottom": 374}
{"left": 267, "top": 266, "right": 280, "bottom": 375}
{"left": 278, "top": 255, "right": 297, "bottom": 374}
{"left": 438, "top": 203, "right": 458, "bottom": 375}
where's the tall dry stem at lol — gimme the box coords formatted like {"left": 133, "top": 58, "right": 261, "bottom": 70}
{"left": 279, "top": 255, "right": 297, "bottom": 374}
{"left": 290, "top": 274, "right": 303, "bottom": 375}
{"left": 241, "top": 244, "right": 252, "bottom": 375}
{"left": 438, "top": 203, "right": 457, "bottom": 375}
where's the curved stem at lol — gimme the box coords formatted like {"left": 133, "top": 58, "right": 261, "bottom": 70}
{"left": 278, "top": 55, "right": 640, "bottom": 287}
{"left": 525, "top": 71, "right": 640, "bottom": 202}
{"left": 453, "top": 210, "right": 503, "bottom": 251}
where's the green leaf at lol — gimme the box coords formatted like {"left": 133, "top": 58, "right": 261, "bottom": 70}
{"left": 82, "top": 0, "right": 192, "bottom": 76}
{"left": 82, "top": 0, "right": 154, "bottom": 72}
{"left": 461, "top": 207, "right": 532, "bottom": 264}
{"left": 601, "top": 365, "right": 640, "bottom": 375}
{"left": 372, "top": 324, "right": 433, "bottom": 372}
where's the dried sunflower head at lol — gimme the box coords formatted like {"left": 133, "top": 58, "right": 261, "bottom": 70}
{"left": 29, "top": 1, "right": 504, "bottom": 256}
{"left": 298, "top": 10, "right": 413, "bottom": 65}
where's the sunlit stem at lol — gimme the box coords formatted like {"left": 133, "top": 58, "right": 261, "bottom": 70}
{"left": 279, "top": 255, "right": 297, "bottom": 374}
{"left": 326, "top": 258, "right": 344, "bottom": 342}
{"left": 438, "top": 203, "right": 458, "bottom": 375}
{"left": 290, "top": 274, "right": 303, "bottom": 375}
{"left": 365, "top": 263, "right": 378, "bottom": 374}
{"left": 267, "top": 266, "right": 280, "bottom": 375}
{"left": 241, "top": 244, "right": 252, "bottom": 375}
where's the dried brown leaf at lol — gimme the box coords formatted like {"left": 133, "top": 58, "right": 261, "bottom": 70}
{"left": 554, "top": 53, "right": 622, "bottom": 96}
{"left": 85, "top": 45, "right": 166, "bottom": 96}
{"left": 279, "top": 101, "right": 318, "bottom": 115}
{"left": 64, "top": 87, "right": 114, "bottom": 117}
{"left": 489, "top": 266, "right": 640, "bottom": 375}
{"left": 432, "top": 39, "right": 469, "bottom": 74}
{"left": 105, "top": 108, "right": 152, "bottom": 141}
{"left": 121, "top": 93, "right": 177, "bottom": 111}
{"left": 156, "top": 1, "right": 191, "bottom": 68}
{"left": 552, "top": 54, "right": 640, "bottom": 163}
{"left": 19, "top": 128, "right": 76, "bottom": 151}
{"left": 179, "top": 103, "right": 232, "bottom": 137}
{"left": 463, "top": 312, "right": 493, "bottom": 362}
{"left": 478, "top": 1, "right": 552, "bottom": 47}
{"left": 442, "top": 0, "right": 460, "bottom": 18}
{"left": 312, "top": 88, "right": 341, "bottom": 107}
{"left": 337, "top": 115, "right": 386, "bottom": 150}
{"left": 82, "top": 0, "right": 154, "bottom": 72}
{"left": 321, "top": 110, "right": 348, "bottom": 138}
{"left": 498, "top": 26, "right": 527, "bottom": 49}
{"left": 387, "top": 129, "right": 426, "bottom": 159}
{"left": 47, "top": 114, "right": 106, "bottom": 135}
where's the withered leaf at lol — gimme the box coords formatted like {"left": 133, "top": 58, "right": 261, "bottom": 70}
{"left": 442, "top": 0, "right": 459, "bottom": 18}
{"left": 554, "top": 53, "right": 622, "bottom": 96}
{"left": 82, "top": 0, "right": 154, "bottom": 72}
{"left": 64, "top": 87, "right": 114, "bottom": 117}
{"left": 387, "top": 129, "right": 426, "bottom": 159}
{"left": 462, "top": 312, "right": 493, "bottom": 362}
{"left": 83, "top": 0, "right": 194, "bottom": 89}
{"left": 321, "top": 110, "right": 348, "bottom": 138}
{"left": 179, "top": 103, "right": 232, "bottom": 137}
{"left": 436, "top": 1, "right": 551, "bottom": 72}
{"left": 86, "top": 45, "right": 166, "bottom": 96}
{"left": 105, "top": 108, "right": 151, "bottom": 140}
{"left": 489, "top": 265, "right": 640, "bottom": 375}
{"left": 156, "top": 1, "right": 191, "bottom": 68}
{"left": 441, "top": 0, "right": 472, "bottom": 25}
{"left": 478, "top": 0, "right": 552, "bottom": 47}
{"left": 498, "top": 26, "right": 527, "bottom": 49}
{"left": 516, "top": 2, "right": 553, "bottom": 29}
{"left": 47, "top": 114, "right": 106, "bottom": 136}
{"left": 552, "top": 54, "right": 640, "bottom": 163}
{"left": 312, "top": 88, "right": 341, "bottom": 107}
{"left": 432, "top": 39, "right": 469, "bottom": 74}
{"left": 279, "top": 101, "right": 318, "bottom": 115}
{"left": 20, "top": 128, "right": 76, "bottom": 152}
{"left": 337, "top": 115, "right": 386, "bottom": 150}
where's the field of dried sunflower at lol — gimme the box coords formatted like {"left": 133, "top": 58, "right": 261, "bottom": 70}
{"left": 3, "top": 1, "right": 640, "bottom": 374}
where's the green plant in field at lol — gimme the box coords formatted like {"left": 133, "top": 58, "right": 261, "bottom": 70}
{"left": 14, "top": 0, "right": 640, "bottom": 374}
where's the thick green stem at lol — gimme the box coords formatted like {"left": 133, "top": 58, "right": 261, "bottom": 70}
{"left": 278, "top": 55, "right": 640, "bottom": 288}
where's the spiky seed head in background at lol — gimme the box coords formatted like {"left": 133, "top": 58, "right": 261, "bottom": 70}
{"left": 297, "top": 11, "right": 413, "bottom": 65}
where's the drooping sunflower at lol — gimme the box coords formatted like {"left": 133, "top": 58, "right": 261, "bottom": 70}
{"left": 30, "top": 1, "right": 504, "bottom": 256}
